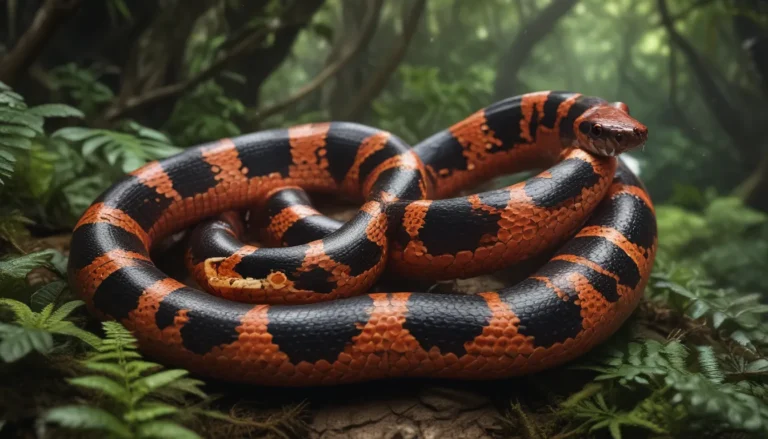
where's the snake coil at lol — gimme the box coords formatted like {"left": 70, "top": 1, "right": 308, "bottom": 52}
{"left": 68, "top": 91, "right": 656, "bottom": 386}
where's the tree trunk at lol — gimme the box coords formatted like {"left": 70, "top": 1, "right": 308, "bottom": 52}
{"left": 0, "top": 0, "right": 83, "bottom": 85}
{"left": 493, "top": 0, "right": 579, "bottom": 99}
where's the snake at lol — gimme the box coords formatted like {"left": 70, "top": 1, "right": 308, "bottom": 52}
{"left": 67, "top": 91, "right": 656, "bottom": 386}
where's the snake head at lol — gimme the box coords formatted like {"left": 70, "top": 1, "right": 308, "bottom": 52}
{"left": 573, "top": 103, "right": 648, "bottom": 156}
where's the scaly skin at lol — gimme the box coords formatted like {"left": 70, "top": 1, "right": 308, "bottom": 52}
{"left": 68, "top": 91, "right": 655, "bottom": 386}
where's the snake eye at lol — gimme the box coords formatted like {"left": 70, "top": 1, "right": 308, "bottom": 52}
{"left": 591, "top": 124, "right": 603, "bottom": 136}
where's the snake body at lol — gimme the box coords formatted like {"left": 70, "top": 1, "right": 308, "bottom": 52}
{"left": 68, "top": 91, "right": 656, "bottom": 386}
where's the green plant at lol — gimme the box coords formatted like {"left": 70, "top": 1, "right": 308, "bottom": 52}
{"left": 165, "top": 81, "right": 245, "bottom": 146}
{"left": 0, "top": 298, "right": 101, "bottom": 362}
{"left": 0, "top": 249, "right": 63, "bottom": 298}
{"left": 53, "top": 121, "right": 182, "bottom": 173}
{"left": 648, "top": 262, "right": 768, "bottom": 349}
{"left": 655, "top": 196, "right": 768, "bottom": 292}
{"left": 0, "top": 81, "right": 83, "bottom": 186}
{"left": 372, "top": 64, "right": 494, "bottom": 143}
{"left": 42, "top": 321, "right": 206, "bottom": 439}
{"left": 561, "top": 338, "right": 768, "bottom": 437}
{"left": 49, "top": 63, "right": 117, "bottom": 118}
{"left": 559, "top": 386, "right": 673, "bottom": 438}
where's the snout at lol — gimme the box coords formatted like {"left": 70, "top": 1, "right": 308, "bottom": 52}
{"left": 632, "top": 126, "right": 648, "bottom": 143}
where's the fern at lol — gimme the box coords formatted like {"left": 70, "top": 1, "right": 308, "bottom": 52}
{"left": 53, "top": 121, "right": 182, "bottom": 173}
{"left": 560, "top": 390, "right": 671, "bottom": 439}
{"left": 649, "top": 263, "right": 768, "bottom": 349}
{"left": 43, "top": 321, "right": 205, "bottom": 439}
{"left": 0, "top": 299, "right": 101, "bottom": 362}
{"left": 0, "top": 249, "right": 57, "bottom": 285}
{"left": 568, "top": 338, "right": 768, "bottom": 436}
{"left": 0, "top": 81, "right": 83, "bottom": 186}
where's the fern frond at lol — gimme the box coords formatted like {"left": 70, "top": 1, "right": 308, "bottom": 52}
{"left": 48, "top": 321, "right": 208, "bottom": 437}
{"left": 0, "top": 249, "right": 56, "bottom": 287}
{"left": 0, "top": 298, "right": 101, "bottom": 361}
{"left": 0, "top": 81, "right": 81, "bottom": 185}
{"left": 135, "top": 420, "right": 200, "bottom": 439}
{"left": 53, "top": 122, "right": 181, "bottom": 173}
{"left": 43, "top": 405, "right": 132, "bottom": 438}
{"left": 46, "top": 299, "right": 85, "bottom": 323}
{"left": 0, "top": 298, "right": 36, "bottom": 324}
{"left": 46, "top": 321, "right": 102, "bottom": 348}
{"left": 67, "top": 375, "right": 131, "bottom": 403}
{"left": 695, "top": 346, "right": 725, "bottom": 384}
{"left": 0, "top": 323, "right": 53, "bottom": 362}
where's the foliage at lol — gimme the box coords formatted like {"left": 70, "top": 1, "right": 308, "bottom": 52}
{"left": 648, "top": 259, "right": 768, "bottom": 349}
{"left": 165, "top": 81, "right": 245, "bottom": 146}
{"left": 49, "top": 63, "right": 117, "bottom": 118}
{"left": 0, "top": 81, "right": 83, "bottom": 186}
{"left": 371, "top": 65, "right": 494, "bottom": 144}
{"left": 0, "top": 298, "right": 101, "bottom": 362}
{"left": 655, "top": 194, "right": 768, "bottom": 292}
{"left": 53, "top": 122, "right": 181, "bottom": 174}
{"left": 561, "top": 338, "right": 768, "bottom": 438}
{"left": 42, "top": 321, "right": 205, "bottom": 439}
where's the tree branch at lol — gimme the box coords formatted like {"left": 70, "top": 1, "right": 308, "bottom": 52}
{"left": 0, "top": 0, "right": 82, "bottom": 85}
{"left": 657, "top": 0, "right": 745, "bottom": 145}
{"left": 493, "top": 0, "right": 579, "bottom": 99}
{"left": 249, "top": 0, "right": 383, "bottom": 123}
{"left": 102, "top": 21, "right": 285, "bottom": 122}
{"left": 337, "top": 0, "right": 427, "bottom": 121}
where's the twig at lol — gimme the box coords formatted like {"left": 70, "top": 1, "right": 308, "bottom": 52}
{"left": 337, "top": 0, "right": 427, "bottom": 121}
{"left": 650, "top": 0, "right": 716, "bottom": 28}
{"left": 103, "top": 20, "right": 287, "bottom": 122}
{"left": 249, "top": 0, "right": 384, "bottom": 123}
{"left": 657, "top": 0, "right": 744, "bottom": 145}
{"left": 0, "top": 0, "right": 83, "bottom": 86}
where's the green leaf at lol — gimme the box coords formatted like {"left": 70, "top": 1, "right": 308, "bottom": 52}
{"left": 125, "top": 402, "right": 179, "bottom": 422}
{"left": 81, "top": 134, "right": 113, "bottom": 156}
{"left": 52, "top": 127, "right": 97, "bottom": 142}
{"left": 30, "top": 280, "right": 68, "bottom": 311}
{"left": 696, "top": 346, "right": 724, "bottom": 384}
{"left": 0, "top": 325, "right": 53, "bottom": 362}
{"left": 609, "top": 421, "right": 622, "bottom": 439}
{"left": 89, "top": 351, "right": 142, "bottom": 362}
{"left": 135, "top": 420, "right": 200, "bottom": 439}
{"left": 0, "top": 124, "right": 37, "bottom": 137}
{"left": 81, "top": 360, "right": 126, "bottom": 378}
{"left": 687, "top": 300, "right": 710, "bottom": 319}
{"left": 0, "top": 136, "right": 32, "bottom": 150}
{"left": 27, "top": 103, "right": 84, "bottom": 118}
{"left": 125, "top": 360, "right": 163, "bottom": 377}
{"left": 47, "top": 321, "right": 102, "bottom": 348}
{"left": 712, "top": 311, "right": 727, "bottom": 329}
{"left": 0, "top": 108, "right": 44, "bottom": 132}
{"left": 0, "top": 250, "right": 56, "bottom": 285}
{"left": 44, "top": 405, "right": 132, "bottom": 438}
{"left": 132, "top": 369, "right": 189, "bottom": 402}
{"left": 0, "top": 298, "right": 35, "bottom": 324}
{"left": 67, "top": 375, "right": 130, "bottom": 403}
{"left": 47, "top": 300, "right": 86, "bottom": 324}
{"left": 156, "top": 377, "right": 207, "bottom": 400}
